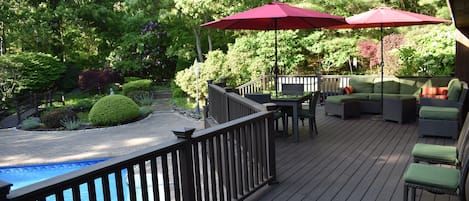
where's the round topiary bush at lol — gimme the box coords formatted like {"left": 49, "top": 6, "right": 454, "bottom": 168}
{"left": 88, "top": 95, "right": 141, "bottom": 126}
{"left": 41, "top": 108, "right": 78, "bottom": 128}
{"left": 122, "top": 79, "right": 152, "bottom": 95}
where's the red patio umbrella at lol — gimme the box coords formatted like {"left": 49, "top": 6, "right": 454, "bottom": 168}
{"left": 201, "top": 2, "right": 346, "bottom": 95}
{"left": 328, "top": 7, "right": 450, "bottom": 110}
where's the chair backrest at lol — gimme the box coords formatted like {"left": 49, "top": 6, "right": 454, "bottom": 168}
{"left": 282, "top": 84, "right": 304, "bottom": 96}
{"left": 244, "top": 93, "right": 271, "bottom": 104}
{"left": 308, "top": 91, "right": 320, "bottom": 114}
{"left": 457, "top": 114, "right": 469, "bottom": 164}
{"left": 459, "top": 138, "right": 469, "bottom": 201}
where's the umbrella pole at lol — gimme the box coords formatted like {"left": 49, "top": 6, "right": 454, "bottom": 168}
{"left": 380, "top": 25, "right": 384, "bottom": 113}
{"left": 274, "top": 19, "right": 279, "bottom": 97}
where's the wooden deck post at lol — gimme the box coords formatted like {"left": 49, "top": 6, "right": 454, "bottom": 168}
{"left": 0, "top": 180, "right": 12, "bottom": 201}
{"left": 264, "top": 105, "right": 278, "bottom": 184}
{"left": 173, "top": 128, "right": 196, "bottom": 201}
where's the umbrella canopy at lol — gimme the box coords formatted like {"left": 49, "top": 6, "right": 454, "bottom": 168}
{"left": 328, "top": 7, "right": 449, "bottom": 111}
{"left": 201, "top": 2, "right": 346, "bottom": 95}
{"left": 201, "top": 2, "right": 346, "bottom": 30}
{"left": 331, "top": 7, "right": 449, "bottom": 29}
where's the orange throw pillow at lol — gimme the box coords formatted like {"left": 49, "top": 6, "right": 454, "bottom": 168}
{"left": 421, "top": 87, "right": 438, "bottom": 96}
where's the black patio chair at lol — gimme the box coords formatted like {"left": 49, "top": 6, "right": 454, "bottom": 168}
{"left": 403, "top": 139, "right": 469, "bottom": 201}
{"left": 412, "top": 114, "right": 469, "bottom": 168}
{"left": 244, "top": 93, "right": 287, "bottom": 135}
{"left": 281, "top": 84, "right": 304, "bottom": 96}
{"left": 297, "top": 91, "right": 320, "bottom": 136}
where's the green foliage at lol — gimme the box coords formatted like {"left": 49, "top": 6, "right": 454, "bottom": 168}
{"left": 124, "top": 77, "right": 142, "bottom": 83}
{"left": 41, "top": 108, "right": 78, "bottom": 128}
{"left": 139, "top": 106, "right": 154, "bottom": 116}
{"left": 71, "top": 99, "right": 94, "bottom": 112}
{"left": 0, "top": 52, "right": 66, "bottom": 101}
{"left": 0, "top": 56, "right": 23, "bottom": 101}
{"left": 12, "top": 52, "right": 66, "bottom": 91}
{"left": 88, "top": 95, "right": 140, "bottom": 126}
{"left": 57, "top": 63, "right": 81, "bottom": 92}
{"left": 122, "top": 79, "right": 153, "bottom": 95}
{"left": 171, "top": 80, "right": 186, "bottom": 98}
{"left": 396, "top": 25, "right": 455, "bottom": 76}
{"left": 134, "top": 93, "right": 155, "bottom": 106}
{"left": 21, "top": 117, "right": 41, "bottom": 130}
{"left": 60, "top": 117, "right": 81, "bottom": 130}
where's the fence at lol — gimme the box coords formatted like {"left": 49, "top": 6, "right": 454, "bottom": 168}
{"left": 0, "top": 84, "right": 276, "bottom": 201}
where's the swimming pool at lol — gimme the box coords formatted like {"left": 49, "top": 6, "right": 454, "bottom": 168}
{"left": 0, "top": 159, "right": 131, "bottom": 201}
{"left": 0, "top": 159, "right": 165, "bottom": 201}
{"left": 0, "top": 159, "right": 108, "bottom": 191}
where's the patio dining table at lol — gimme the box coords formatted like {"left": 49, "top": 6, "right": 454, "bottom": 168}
{"left": 271, "top": 92, "right": 312, "bottom": 143}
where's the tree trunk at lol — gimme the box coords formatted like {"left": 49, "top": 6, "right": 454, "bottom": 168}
{"left": 193, "top": 26, "right": 204, "bottom": 62}
{"left": 207, "top": 31, "right": 212, "bottom": 52}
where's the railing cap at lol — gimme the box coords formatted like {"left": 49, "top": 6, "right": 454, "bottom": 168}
{"left": 172, "top": 127, "right": 196, "bottom": 139}
{"left": 0, "top": 180, "right": 12, "bottom": 199}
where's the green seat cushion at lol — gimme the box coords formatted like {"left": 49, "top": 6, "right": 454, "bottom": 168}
{"left": 419, "top": 106, "right": 459, "bottom": 120}
{"left": 447, "top": 79, "right": 462, "bottom": 101}
{"left": 373, "top": 78, "right": 400, "bottom": 94}
{"left": 348, "top": 93, "right": 370, "bottom": 100}
{"left": 325, "top": 95, "right": 361, "bottom": 104}
{"left": 412, "top": 143, "right": 457, "bottom": 164}
{"left": 403, "top": 163, "right": 460, "bottom": 190}
{"left": 349, "top": 77, "right": 374, "bottom": 93}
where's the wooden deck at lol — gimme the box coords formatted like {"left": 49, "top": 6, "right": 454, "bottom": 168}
{"left": 251, "top": 106, "right": 458, "bottom": 201}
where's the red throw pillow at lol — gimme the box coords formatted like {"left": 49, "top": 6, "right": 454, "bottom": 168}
{"left": 437, "top": 87, "right": 449, "bottom": 95}
{"left": 344, "top": 85, "right": 354, "bottom": 95}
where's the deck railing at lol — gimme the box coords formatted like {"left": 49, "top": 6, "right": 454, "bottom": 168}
{"left": 0, "top": 83, "right": 276, "bottom": 201}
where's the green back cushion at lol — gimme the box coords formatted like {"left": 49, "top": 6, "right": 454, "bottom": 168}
{"left": 349, "top": 77, "right": 374, "bottom": 93}
{"left": 447, "top": 78, "right": 462, "bottom": 101}
{"left": 373, "top": 78, "right": 400, "bottom": 94}
{"left": 399, "top": 79, "right": 419, "bottom": 94}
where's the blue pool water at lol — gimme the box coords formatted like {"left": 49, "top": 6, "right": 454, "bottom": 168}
{"left": 0, "top": 159, "right": 108, "bottom": 191}
{"left": 0, "top": 159, "right": 134, "bottom": 201}
{"left": 0, "top": 159, "right": 163, "bottom": 201}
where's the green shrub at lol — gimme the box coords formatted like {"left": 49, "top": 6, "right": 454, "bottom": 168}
{"left": 122, "top": 79, "right": 152, "bottom": 95}
{"left": 71, "top": 99, "right": 94, "bottom": 112}
{"left": 7, "top": 52, "right": 66, "bottom": 92}
{"left": 134, "top": 93, "right": 154, "bottom": 106}
{"left": 21, "top": 117, "right": 41, "bottom": 129}
{"left": 124, "top": 77, "right": 142, "bottom": 83}
{"left": 60, "top": 117, "right": 81, "bottom": 130}
{"left": 41, "top": 108, "right": 78, "bottom": 128}
{"left": 88, "top": 95, "right": 140, "bottom": 126}
{"left": 139, "top": 106, "right": 154, "bottom": 116}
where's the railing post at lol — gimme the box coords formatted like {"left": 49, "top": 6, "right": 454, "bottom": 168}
{"left": 264, "top": 105, "right": 278, "bottom": 184}
{"left": 316, "top": 72, "right": 322, "bottom": 92}
{"left": 0, "top": 180, "right": 12, "bottom": 201}
{"left": 173, "top": 128, "right": 196, "bottom": 201}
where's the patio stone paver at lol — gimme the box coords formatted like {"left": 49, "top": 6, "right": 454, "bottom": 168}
{"left": 0, "top": 98, "right": 203, "bottom": 167}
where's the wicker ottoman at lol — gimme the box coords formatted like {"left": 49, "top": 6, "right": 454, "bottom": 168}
{"left": 325, "top": 95, "right": 361, "bottom": 119}
{"left": 419, "top": 106, "right": 460, "bottom": 139}
{"left": 383, "top": 97, "right": 416, "bottom": 124}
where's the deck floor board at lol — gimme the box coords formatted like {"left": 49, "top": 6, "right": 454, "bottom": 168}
{"left": 255, "top": 106, "right": 458, "bottom": 201}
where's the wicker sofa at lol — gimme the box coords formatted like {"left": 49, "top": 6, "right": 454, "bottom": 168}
{"left": 325, "top": 76, "right": 453, "bottom": 118}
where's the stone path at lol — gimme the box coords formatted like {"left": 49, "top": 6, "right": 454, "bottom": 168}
{"left": 0, "top": 96, "right": 203, "bottom": 166}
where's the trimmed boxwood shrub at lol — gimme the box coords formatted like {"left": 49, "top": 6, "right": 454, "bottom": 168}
{"left": 41, "top": 108, "right": 78, "bottom": 128}
{"left": 88, "top": 95, "right": 140, "bottom": 126}
{"left": 122, "top": 79, "right": 152, "bottom": 95}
